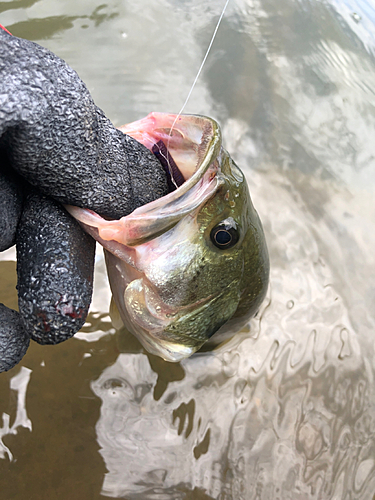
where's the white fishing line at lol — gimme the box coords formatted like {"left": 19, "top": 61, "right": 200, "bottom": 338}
{"left": 173, "top": 0, "right": 230, "bottom": 124}
{"left": 166, "top": 0, "right": 230, "bottom": 186}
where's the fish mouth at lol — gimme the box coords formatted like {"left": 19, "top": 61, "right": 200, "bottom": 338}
{"left": 123, "top": 278, "right": 217, "bottom": 362}
{"left": 66, "top": 113, "right": 224, "bottom": 247}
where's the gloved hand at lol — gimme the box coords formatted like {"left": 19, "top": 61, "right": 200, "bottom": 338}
{"left": 0, "top": 27, "right": 169, "bottom": 372}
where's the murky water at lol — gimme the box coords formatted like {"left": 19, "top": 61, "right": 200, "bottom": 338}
{"left": 1, "top": 0, "right": 375, "bottom": 498}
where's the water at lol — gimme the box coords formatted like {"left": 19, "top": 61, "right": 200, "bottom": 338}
{"left": 1, "top": 0, "right": 375, "bottom": 498}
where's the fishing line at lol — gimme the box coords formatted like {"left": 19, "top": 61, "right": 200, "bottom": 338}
{"left": 172, "top": 0, "right": 230, "bottom": 128}
{"left": 165, "top": 0, "right": 230, "bottom": 187}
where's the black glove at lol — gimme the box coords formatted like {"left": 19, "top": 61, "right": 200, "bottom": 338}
{"left": 0, "top": 28, "right": 168, "bottom": 372}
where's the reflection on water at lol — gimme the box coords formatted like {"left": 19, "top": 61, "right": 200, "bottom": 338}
{"left": 0, "top": 367, "right": 32, "bottom": 461}
{"left": 1, "top": 0, "right": 375, "bottom": 498}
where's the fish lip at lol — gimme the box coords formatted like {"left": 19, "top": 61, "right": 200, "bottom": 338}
{"left": 65, "top": 166, "right": 223, "bottom": 249}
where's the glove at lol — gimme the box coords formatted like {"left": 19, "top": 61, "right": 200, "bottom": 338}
{"left": 0, "top": 27, "right": 169, "bottom": 372}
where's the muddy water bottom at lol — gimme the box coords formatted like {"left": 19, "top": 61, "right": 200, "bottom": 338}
{"left": 1, "top": 0, "right": 375, "bottom": 498}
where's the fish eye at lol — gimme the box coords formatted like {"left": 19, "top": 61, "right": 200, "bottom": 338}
{"left": 210, "top": 218, "right": 239, "bottom": 250}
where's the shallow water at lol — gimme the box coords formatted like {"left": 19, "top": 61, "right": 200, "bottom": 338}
{"left": 1, "top": 0, "right": 375, "bottom": 498}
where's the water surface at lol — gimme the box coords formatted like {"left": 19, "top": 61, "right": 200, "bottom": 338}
{"left": 1, "top": 0, "right": 375, "bottom": 498}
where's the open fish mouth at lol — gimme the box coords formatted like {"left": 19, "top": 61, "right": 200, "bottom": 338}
{"left": 67, "top": 113, "right": 223, "bottom": 247}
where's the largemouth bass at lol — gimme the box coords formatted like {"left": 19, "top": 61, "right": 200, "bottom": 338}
{"left": 67, "top": 113, "right": 269, "bottom": 362}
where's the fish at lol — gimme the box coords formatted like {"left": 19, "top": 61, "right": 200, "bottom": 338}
{"left": 66, "top": 112, "right": 269, "bottom": 362}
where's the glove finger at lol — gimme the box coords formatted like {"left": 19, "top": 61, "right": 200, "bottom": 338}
{"left": 0, "top": 162, "right": 24, "bottom": 251}
{"left": 0, "top": 304, "right": 30, "bottom": 372}
{"left": 1, "top": 31, "right": 168, "bottom": 219}
{"left": 16, "top": 191, "right": 95, "bottom": 344}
